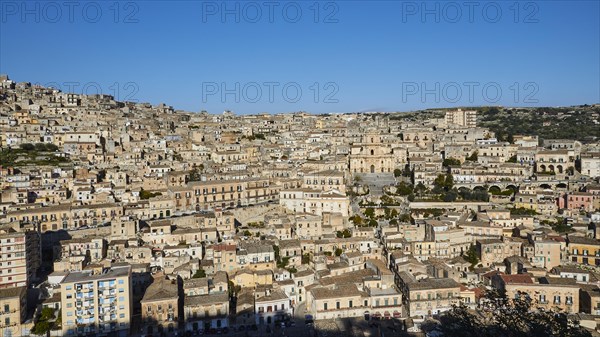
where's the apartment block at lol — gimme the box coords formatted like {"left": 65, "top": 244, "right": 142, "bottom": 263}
{"left": 0, "top": 227, "right": 40, "bottom": 288}
{"left": 60, "top": 265, "right": 132, "bottom": 337}
{"left": 0, "top": 286, "right": 27, "bottom": 337}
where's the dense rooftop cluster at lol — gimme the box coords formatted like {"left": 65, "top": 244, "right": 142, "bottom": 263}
{"left": 1, "top": 75, "right": 600, "bottom": 336}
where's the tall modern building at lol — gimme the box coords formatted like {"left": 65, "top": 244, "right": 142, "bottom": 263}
{"left": 0, "top": 227, "right": 40, "bottom": 288}
{"left": 60, "top": 265, "right": 132, "bottom": 337}
{"left": 445, "top": 109, "right": 477, "bottom": 128}
{"left": 0, "top": 286, "right": 27, "bottom": 337}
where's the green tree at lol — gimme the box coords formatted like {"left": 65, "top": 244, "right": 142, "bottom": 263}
{"left": 444, "top": 173, "right": 454, "bottom": 189}
{"left": 384, "top": 208, "right": 392, "bottom": 219}
{"left": 189, "top": 168, "right": 202, "bottom": 181}
{"left": 434, "top": 173, "right": 454, "bottom": 193}
{"left": 31, "top": 307, "right": 57, "bottom": 336}
{"left": 19, "top": 143, "right": 35, "bottom": 151}
{"left": 466, "top": 151, "right": 478, "bottom": 161}
{"left": 35, "top": 143, "right": 47, "bottom": 151}
{"left": 272, "top": 245, "right": 280, "bottom": 261}
{"left": 277, "top": 257, "right": 290, "bottom": 269}
{"left": 488, "top": 186, "right": 502, "bottom": 195}
{"left": 336, "top": 229, "right": 351, "bottom": 238}
{"left": 40, "top": 307, "right": 55, "bottom": 321}
{"left": 139, "top": 188, "right": 161, "bottom": 200}
{"left": 443, "top": 158, "right": 461, "bottom": 167}
{"left": 399, "top": 213, "right": 412, "bottom": 223}
{"left": 350, "top": 215, "right": 363, "bottom": 226}
{"left": 415, "top": 182, "right": 427, "bottom": 195}
{"left": 393, "top": 168, "right": 402, "bottom": 177}
{"left": 443, "top": 190, "right": 458, "bottom": 202}
{"left": 402, "top": 164, "right": 413, "bottom": 178}
{"left": 395, "top": 182, "right": 413, "bottom": 196}
{"left": 439, "top": 290, "right": 591, "bottom": 337}
{"left": 301, "top": 253, "right": 311, "bottom": 264}
{"left": 463, "top": 244, "right": 479, "bottom": 267}
{"left": 192, "top": 268, "right": 206, "bottom": 278}
{"left": 364, "top": 208, "right": 375, "bottom": 218}
{"left": 510, "top": 207, "right": 538, "bottom": 216}
{"left": 434, "top": 174, "right": 446, "bottom": 192}
{"left": 45, "top": 143, "right": 59, "bottom": 151}
{"left": 334, "top": 248, "right": 343, "bottom": 257}
{"left": 31, "top": 320, "right": 52, "bottom": 336}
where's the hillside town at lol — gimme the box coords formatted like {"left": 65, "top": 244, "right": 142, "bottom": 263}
{"left": 1, "top": 75, "right": 600, "bottom": 337}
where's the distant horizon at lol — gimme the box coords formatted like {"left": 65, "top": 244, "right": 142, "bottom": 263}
{"left": 3, "top": 73, "right": 599, "bottom": 116}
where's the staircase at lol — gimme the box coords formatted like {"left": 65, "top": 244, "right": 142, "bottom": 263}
{"left": 356, "top": 173, "right": 396, "bottom": 196}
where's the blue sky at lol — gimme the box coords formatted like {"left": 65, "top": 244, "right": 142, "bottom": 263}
{"left": 1, "top": 1, "right": 598, "bottom": 114}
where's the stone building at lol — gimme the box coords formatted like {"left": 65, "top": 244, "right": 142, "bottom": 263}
{"left": 349, "top": 133, "right": 395, "bottom": 174}
{"left": 141, "top": 276, "right": 180, "bottom": 336}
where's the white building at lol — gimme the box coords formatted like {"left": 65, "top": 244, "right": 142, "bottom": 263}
{"left": 255, "top": 289, "right": 292, "bottom": 325}
{"left": 279, "top": 188, "right": 349, "bottom": 217}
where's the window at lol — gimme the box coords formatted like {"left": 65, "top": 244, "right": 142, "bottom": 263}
{"left": 324, "top": 303, "right": 328, "bottom": 310}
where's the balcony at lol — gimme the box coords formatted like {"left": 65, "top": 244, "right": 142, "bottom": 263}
{"left": 0, "top": 309, "right": 18, "bottom": 315}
